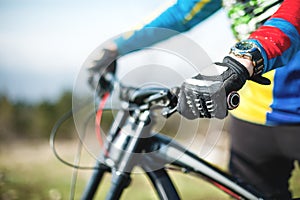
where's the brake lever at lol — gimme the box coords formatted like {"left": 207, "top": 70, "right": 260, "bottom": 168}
{"left": 141, "top": 88, "right": 178, "bottom": 118}
{"left": 161, "top": 87, "right": 179, "bottom": 118}
{"left": 145, "top": 89, "right": 170, "bottom": 106}
{"left": 161, "top": 105, "right": 177, "bottom": 118}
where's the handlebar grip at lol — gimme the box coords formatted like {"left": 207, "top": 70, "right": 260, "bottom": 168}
{"left": 227, "top": 91, "right": 240, "bottom": 110}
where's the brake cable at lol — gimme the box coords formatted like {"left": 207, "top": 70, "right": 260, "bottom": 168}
{"left": 49, "top": 95, "right": 111, "bottom": 170}
{"left": 95, "top": 92, "right": 110, "bottom": 147}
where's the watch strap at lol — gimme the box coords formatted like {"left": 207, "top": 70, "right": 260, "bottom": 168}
{"left": 251, "top": 49, "right": 264, "bottom": 76}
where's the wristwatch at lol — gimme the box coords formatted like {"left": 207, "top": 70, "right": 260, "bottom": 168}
{"left": 230, "top": 40, "right": 264, "bottom": 76}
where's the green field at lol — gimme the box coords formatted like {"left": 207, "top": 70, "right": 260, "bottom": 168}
{"left": 1, "top": 139, "right": 299, "bottom": 200}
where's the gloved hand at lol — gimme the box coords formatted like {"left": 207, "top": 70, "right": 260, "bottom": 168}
{"left": 87, "top": 47, "right": 118, "bottom": 95}
{"left": 177, "top": 56, "right": 270, "bottom": 119}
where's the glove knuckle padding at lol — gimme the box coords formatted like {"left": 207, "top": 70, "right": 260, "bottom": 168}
{"left": 179, "top": 76, "right": 228, "bottom": 119}
{"left": 178, "top": 56, "right": 254, "bottom": 120}
{"left": 178, "top": 88, "right": 197, "bottom": 119}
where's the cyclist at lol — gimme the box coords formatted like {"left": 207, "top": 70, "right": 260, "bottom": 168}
{"left": 88, "top": 0, "right": 300, "bottom": 199}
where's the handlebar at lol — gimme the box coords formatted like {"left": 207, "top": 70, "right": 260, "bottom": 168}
{"left": 119, "top": 85, "right": 179, "bottom": 117}
{"left": 97, "top": 73, "right": 239, "bottom": 118}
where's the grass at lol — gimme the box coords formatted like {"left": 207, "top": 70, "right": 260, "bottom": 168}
{"left": 0, "top": 140, "right": 73, "bottom": 200}
{"left": 0, "top": 139, "right": 229, "bottom": 200}
{"left": 0, "top": 139, "right": 299, "bottom": 200}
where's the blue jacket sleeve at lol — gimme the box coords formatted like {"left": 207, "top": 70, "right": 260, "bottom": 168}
{"left": 114, "top": 0, "right": 222, "bottom": 55}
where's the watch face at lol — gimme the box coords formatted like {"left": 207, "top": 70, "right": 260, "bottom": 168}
{"left": 235, "top": 41, "right": 254, "bottom": 51}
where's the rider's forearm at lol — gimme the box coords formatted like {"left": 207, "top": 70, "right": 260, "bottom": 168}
{"left": 114, "top": 0, "right": 222, "bottom": 55}
{"left": 247, "top": 0, "right": 300, "bottom": 73}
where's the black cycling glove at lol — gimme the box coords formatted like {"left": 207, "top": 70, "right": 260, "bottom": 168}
{"left": 177, "top": 56, "right": 270, "bottom": 119}
{"left": 87, "top": 48, "right": 118, "bottom": 95}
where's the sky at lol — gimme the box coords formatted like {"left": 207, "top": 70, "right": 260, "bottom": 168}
{"left": 0, "top": 0, "right": 235, "bottom": 103}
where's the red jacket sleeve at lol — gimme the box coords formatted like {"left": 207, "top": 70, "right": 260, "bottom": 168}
{"left": 248, "top": 0, "right": 300, "bottom": 72}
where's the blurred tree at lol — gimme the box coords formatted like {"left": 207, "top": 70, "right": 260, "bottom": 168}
{"left": 13, "top": 102, "right": 34, "bottom": 138}
{"left": 0, "top": 95, "right": 15, "bottom": 140}
{"left": 0, "top": 91, "right": 75, "bottom": 142}
{"left": 52, "top": 91, "right": 75, "bottom": 139}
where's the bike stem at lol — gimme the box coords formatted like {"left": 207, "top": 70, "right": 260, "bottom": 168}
{"left": 103, "top": 107, "right": 155, "bottom": 200}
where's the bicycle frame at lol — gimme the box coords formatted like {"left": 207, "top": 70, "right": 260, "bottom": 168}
{"left": 80, "top": 86, "right": 264, "bottom": 200}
